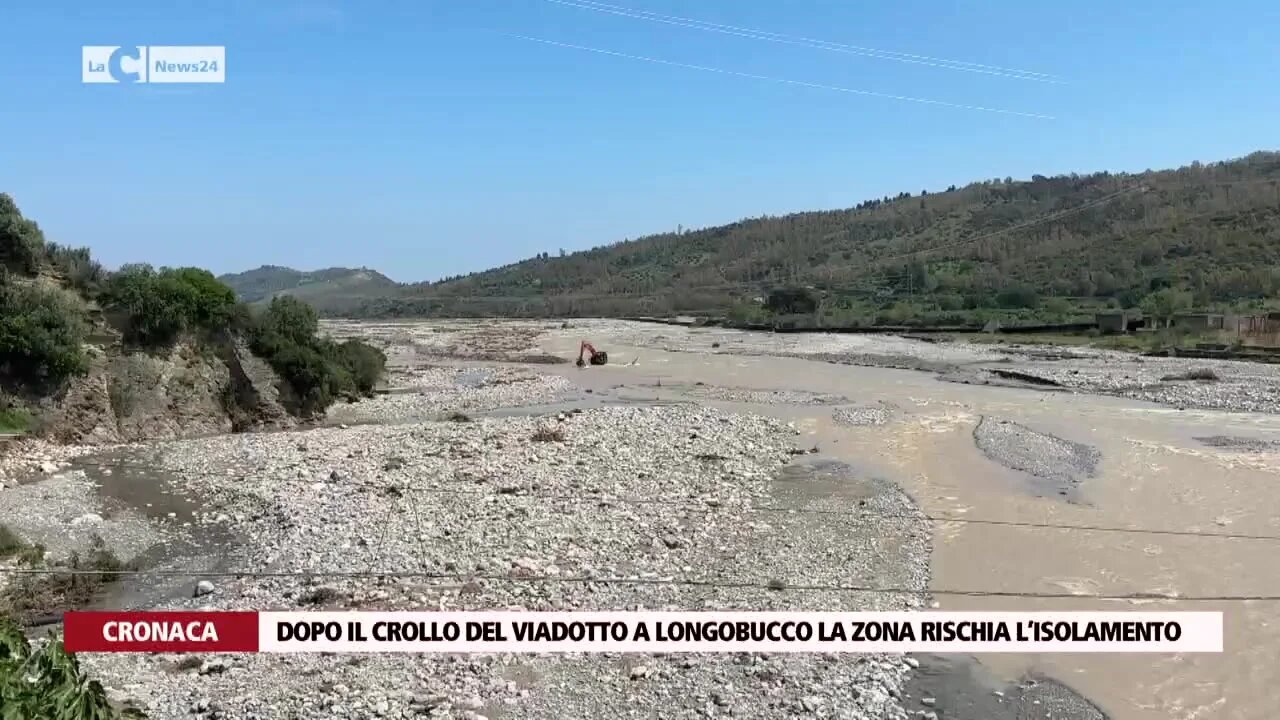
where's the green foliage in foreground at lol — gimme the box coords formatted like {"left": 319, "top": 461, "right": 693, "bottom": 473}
{"left": 248, "top": 296, "right": 386, "bottom": 416}
{"left": 0, "top": 281, "right": 89, "bottom": 389}
{"left": 0, "top": 616, "right": 143, "bottom": 719}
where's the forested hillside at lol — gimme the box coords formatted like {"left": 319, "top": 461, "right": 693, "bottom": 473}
{"left": 355, "top": 151, "right": 1280, "bottom": 324}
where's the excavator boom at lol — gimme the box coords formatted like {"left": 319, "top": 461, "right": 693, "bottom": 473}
{"left": 576, "top": 341, "right": 608, "bottom": 367}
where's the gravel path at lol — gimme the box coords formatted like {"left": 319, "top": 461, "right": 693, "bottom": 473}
{"left": 70, "top": 405, "right": 928, "bottom": 720}
{"left": 971, "top": 418, "right": 1100, "bottom": 502}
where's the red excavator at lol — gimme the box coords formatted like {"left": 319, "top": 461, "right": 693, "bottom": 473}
{"left": 576, "top": 341, "right": 608, "bottom": 367}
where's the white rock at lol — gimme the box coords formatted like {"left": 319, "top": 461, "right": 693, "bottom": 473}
{"left": 71, "top": 512, "right": 104, "bottom": 526}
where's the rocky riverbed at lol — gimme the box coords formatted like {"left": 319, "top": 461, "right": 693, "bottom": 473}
{"left": 8, "top": 317, "right": 1275, "bottom": 720}
{"left": 52, "top": 404, "right": 927, "bottom": 720}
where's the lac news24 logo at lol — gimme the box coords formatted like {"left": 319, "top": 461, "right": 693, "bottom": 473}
{"left": 82, "top": 46, "right": 225, "bottom": 84}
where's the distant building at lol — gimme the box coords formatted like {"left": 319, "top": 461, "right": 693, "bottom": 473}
{"left": 1170, "top": 312, "right": 1225, "bottom": 332}
{"left": 1095, "top": 310, "right": 1141, "bottom": 334}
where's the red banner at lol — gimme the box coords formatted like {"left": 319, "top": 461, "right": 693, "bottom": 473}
{"left": 63, "top": 611, "right": 259, "bottom": 653}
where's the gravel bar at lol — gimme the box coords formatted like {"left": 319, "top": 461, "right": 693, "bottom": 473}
{"left": 972, "top": 417, "right": 1100, "bottom": 502}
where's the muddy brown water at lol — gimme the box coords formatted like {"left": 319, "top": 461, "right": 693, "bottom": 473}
{"left": 534, "top": 334, "right": 1280, "bottom": 720}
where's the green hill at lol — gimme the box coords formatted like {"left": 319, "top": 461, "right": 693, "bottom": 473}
{"left": 218, "top": 265, "right": 399, "bottom": 314}
{"left": 353, "top": 150, "right": 1280, "bottom": 324}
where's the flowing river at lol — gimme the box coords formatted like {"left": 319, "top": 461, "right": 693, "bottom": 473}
{"left": 536, "top": 331, "right": 1278, "bottom": 720}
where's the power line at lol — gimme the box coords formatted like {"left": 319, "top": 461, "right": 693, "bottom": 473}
{"left": 543, "top": 0, "right": 1063, "bottom": 83}
{"left": 2, "top": 566, "right": 1274, "bottom": 602}
{"left": 505, "top": 34, "right": 1055, "bottom": 120}
{"left": 12, "top": 453, "right": 1280, "bottom": 543}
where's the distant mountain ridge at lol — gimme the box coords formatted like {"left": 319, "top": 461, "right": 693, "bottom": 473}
{"left": 218, "top": 265, "right": 400, "bottom": 313}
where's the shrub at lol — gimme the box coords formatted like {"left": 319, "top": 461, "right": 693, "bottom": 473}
{"left": 44, "top": 242, "right": 104, "bottom": 293}
{"left": 995, "top": 285, "right": 1040, "bottom": 309}
{"left": 0, "top": 537, "right": 126, "bottom": 625}
{"left": 334, "top": 339, "right": 386, "bottom": 395}
{"left": 0, "top": 193, "right": 46, "bottom": 275}
{"left": 765, "top": 286, "right": 819, "bottom": 315}
{"left": 248, "top": 297, "right": 386, "bottom": 416}
{"left": 0, "top": 615, "right": 144, "bottom": 719}
{"left": 0, "top": 282, "right": 89, "bottom": 388}
{"left": 100, "top": 265, "right": 238, "bottom": 346}
{"left": 0, "top": 525, "right": 44, "bottom": 566}
{"left": 0, "top": 406, "right": 33, "bottom": 433}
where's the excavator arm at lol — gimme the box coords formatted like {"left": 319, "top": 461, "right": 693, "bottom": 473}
{"left": 576, "top": 341, "right": 608, "bottom": 367}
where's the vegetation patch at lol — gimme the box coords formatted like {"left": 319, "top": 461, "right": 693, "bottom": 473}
{"left": 0, "top": 525, "right": 45, "bottom": 565}
{"left": 0, "top": 405, "right": 33, "bottom": 433}
{"left": 248, "top": 296, "right": 387, "bottom": 417}
{"left": 0, "top": 281, "right": 89, "bottom": 391}
{"left": 0, "top": 537, "right": 129, "bottom": 626}
{"left": 99, "top": 264, "right": 240, "bottom": 347}
{"left": 0, "top": 615, "right": 145, "bottom": 719}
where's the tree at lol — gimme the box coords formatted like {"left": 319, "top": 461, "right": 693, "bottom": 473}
{"left": 765, "top": 286, "right": 818, "bottom": 315}
{"left": 256, "top": 295, "right": 319, "bottom": 345}
{"left": 995, "top": 285, "right": 1040, "bottom": 309}
{"left": 1140, "top": 288, "right": 1192, "bottom": 327}
{"left": 0, "top": 193, "right": 47, "bottom": 275}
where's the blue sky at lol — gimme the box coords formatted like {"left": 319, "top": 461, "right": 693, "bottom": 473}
{"left": 1, "top": 0, "right": 1277, "bottom": 282}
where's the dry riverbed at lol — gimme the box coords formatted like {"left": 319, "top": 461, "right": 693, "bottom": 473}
{"left": 3, "top": 318, "right": 1276, "bottom": 720}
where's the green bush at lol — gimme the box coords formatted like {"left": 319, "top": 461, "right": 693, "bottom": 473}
{"left": 248, "top": 297, "right": 385, "bottom": 416}
{"left": 995, "top": 285, "right": 1041, "bottom": 309}
{"left": 0, "top": 283, "right": 89, "bottom": 388}
{"left": 0, "top": 406, "right": 33, "bottom": 433}
{"left": 100, "top": 265, "right": 237, "bottom": 346}
{"left": 0, "top": 615, "right": 143, "bottom": 719}
{"left": 334, "top": 339, "right": 386, "bottom": 395}
{"left": 44, "top": 243, "right": 104, "bottom": 293}
{"left": 765, "top": 286, "right": 819, "bottom": 315}
{"left": 0, "top": 194, "right": 46, "bottom": 276}
{"left": 255, "top": 294, "right": 318, "bottom": 343}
